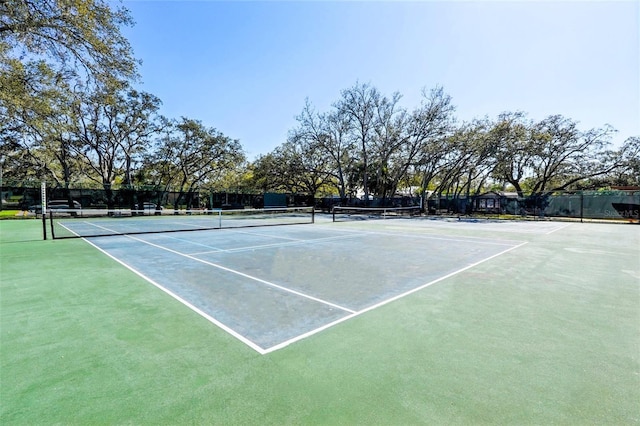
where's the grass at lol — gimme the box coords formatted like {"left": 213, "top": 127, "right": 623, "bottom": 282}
{"left": 1, "top": 219, "right": 639, "bottom": 424}
{"left": 0, "top": 210, "right": 31, "bottom": 219}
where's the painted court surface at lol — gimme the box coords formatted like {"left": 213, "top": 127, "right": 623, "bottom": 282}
{"left": 1, "top": 216, "right": 639, "bottom": 424}
{"left": 85, "top": 218, "right": 559, "bottom": 354}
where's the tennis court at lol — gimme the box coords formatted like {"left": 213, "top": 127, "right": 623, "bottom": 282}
{"left": 83, "top": 217, "right": 529, "bottom": 353}
{"left": 1, "top": 214, "right": 639, "bottom": 424}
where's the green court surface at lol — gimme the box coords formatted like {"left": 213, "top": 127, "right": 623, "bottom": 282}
{"left": 1, "top": 217, "right": 639, "bottom": 424}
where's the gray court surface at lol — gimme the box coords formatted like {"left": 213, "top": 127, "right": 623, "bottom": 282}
{"left": 85, "top": 218, "right": 545, "bottom": 353}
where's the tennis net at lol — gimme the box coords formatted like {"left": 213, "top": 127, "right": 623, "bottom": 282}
{"left": 332, "top": 206, "right": 421, "bottom": 222}
{"left": 49, "top": 207, "right": 315, "bottom": 239}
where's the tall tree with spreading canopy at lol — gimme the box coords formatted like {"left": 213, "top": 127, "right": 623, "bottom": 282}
{"left": 0, "top": 0, "right": 140, "bottom": 191}
{"left": 334, "top": 82, "right": 379, "bottom": 204}
{"left": 70, "top": 85, "right": 163, "bottom": 207}
{"left": 527, "top": 116, "right": 617, "bottom": 194}
{"left": 608, "top": 136, "right": 640, "bottom": 187}
{"left": 489, "top": 111, "right": 533, "bottom": 197}
{"left": 0, "top": 59, "right": 79, "bottom": 184}
{"left": 1, "top": 0, "right": 138, "bottom": 83}
{"left": 409, "top": 87, "right": 457, "bottom": 209}
{"left": 289, "top": 99, "right": 355, "bottom": 199}
{"left": 369, "top": 90, "right": 407, "bottom": 201}
{"left": 149, "top": 118, "right": 245, "bottom": 209}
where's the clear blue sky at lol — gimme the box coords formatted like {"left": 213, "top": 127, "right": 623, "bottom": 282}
{"left": 121, "top": 0, "right": 639, "bottom": 159}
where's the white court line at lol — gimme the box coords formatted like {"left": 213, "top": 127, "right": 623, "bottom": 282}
{"left": 188, "top": 238, "right": 311, "bottom": 255}
{"left": 262, "top": 241, "right": 528, "bottom": 354}
{"left": 228, "top": 228, "right": 304, "bottom": 241}
{"left": 142, "top": 213, "right": 221, "bottom": 230}
{"left": 78, "top": 220, "right": 527, "bottom": 355}
{"left": 188, "top": 233, "right": 365, "bottom": 256}
{"left": 112, "top": 233, "right": 356, "bottom": 315}
{"left": 73, "top": 216, "right": 216, "bottom": 234}
{"left": 67, "top": 217, "right": 218, "bottom": 240}
{"left": 78, "top": 221, "right": 356, "bottom": 354}
{"left": 388, "top": 219, "right": 563, "bottom": 234}
{"left": 329, "top": 226, "right": 523, "bottom": 247}
{"left": 545, "top": 223, "right": 572, "bottom": 235}
{"left": 160, "top": 235, "right": 225, "bottom": 252}
{"left": 80, "top": 238, "right": 268, "bottom": 354}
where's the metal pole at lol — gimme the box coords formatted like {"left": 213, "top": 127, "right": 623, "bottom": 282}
{"left": 41, "top": 181, "right": 47, "bottom": 240}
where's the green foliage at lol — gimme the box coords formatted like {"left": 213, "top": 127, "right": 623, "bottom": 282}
{"left": 256, "top": 82, "right": 637, "bottom": 200}
{"left": 1, "top": 1, "right": 637, "bottom": 198}
{"left": 0, "top": 1, "right": 249, "bottom": 196}
{"left": 144, "top": 118, "right": 245, "bottom": 208}
{"left": 0, "top": 0, "right": 138, "bottom": 83}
